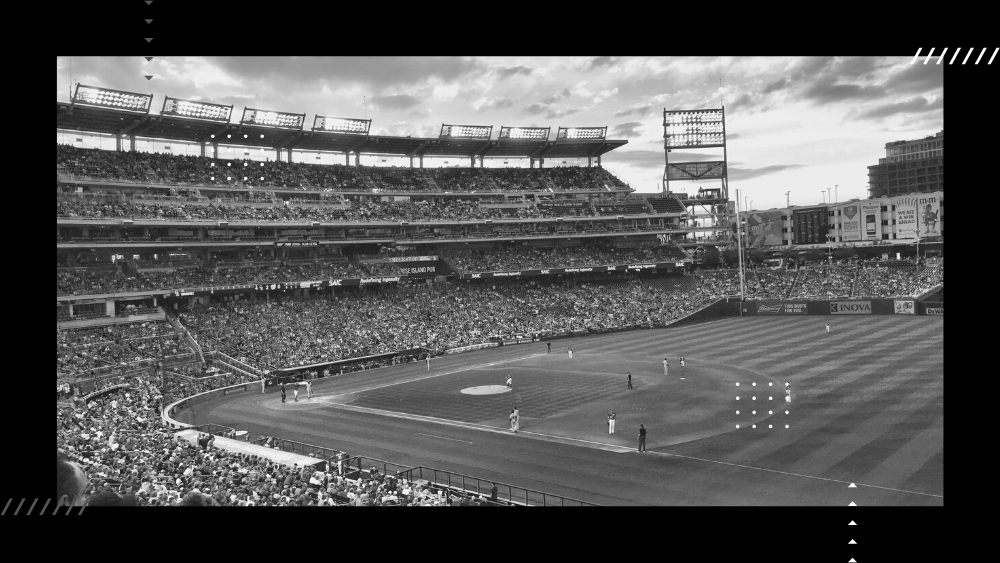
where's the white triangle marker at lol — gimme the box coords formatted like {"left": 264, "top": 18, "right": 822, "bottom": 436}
{"left": 849, "top": 520, "right": 856, "bottom": 525}
{"left": 849, "top": 501, "right": 857, "bottom": 506}
{"left": 849, "top": 539, "right": 857, "bottom": 545}
{"left": 849, "top": 559, "right": 856, "bottom": 563}
{"left": 849, "top": 483, "right": 857, "bottom": 488}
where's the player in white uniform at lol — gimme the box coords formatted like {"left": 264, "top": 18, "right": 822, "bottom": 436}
{"left": 825, "top": 322, "right": 831, "bottom": 333}
{"left": 306, "top": 381, "right": 312, "bottom": 399}
{"left": 426, "top": 356, "right": 431, "bottom": 371}
{"left": 608, "top": 409, "right": 616, "bottom": 435}
{"left": 506, "top": 373, "right": 513, "bottom": 389}
{"left": 293, "top": 385, "right": 299, "bottom": 402}
{"left": 785, "top": 382, "right": 791, "bottom": 404}
{"left": 679, "top": 357, "right": 685, "bottom": 371}
{"left": 509, "top": 409, "right": 516, "bottom": 432}
{"left": 568, "top": 346, "right": 573, "bottom": 359}
{"left": 513, "top": 407, "right": 520, "bottom": 432}
{"left": 662, "top": 358, "right": 669, "bottom": 376}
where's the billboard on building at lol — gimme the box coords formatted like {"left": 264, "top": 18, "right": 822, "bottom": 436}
{"left": 746, "top": 210, "right": 784, "bottom": 247}
{"left": 838, "top": 203, "right": 861, "bottom": 241}
{"left": 917, "top": 193, "right": 941, "bottom": 237}
{"left": 861, "top": 201, "right": 882, "bottom": 241}
{"left": 892, "top": 196, "right": 919, "bottom": 239}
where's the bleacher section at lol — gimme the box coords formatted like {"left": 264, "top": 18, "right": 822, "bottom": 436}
{"left": 647, "top": 197, "right": 686, "bottom": 214}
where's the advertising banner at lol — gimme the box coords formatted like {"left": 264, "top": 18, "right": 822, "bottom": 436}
{"left": 385, "top": 256, "right": 437, "bottom": 262}
{"left": 746, "top": 210, "right": 784, "bottom": 247}
{"left": 460, "top": 263, "right": 682, "bottom": 279}
{"left": 839, "top": 203, "right": 861, "bottom": 241}
{"left": 830, "top": 301, "right": 873, "bottom": 315}
{"left": 861, "top": 201, "right": 882, "bottom": 241}
{"left": 917, "top": 193, "right": 941, "bottom": 237}
{"left": 756, "top": 301, "right": 808, "bottom": 315}
{"left": 892, "top": 196, "right": 918, "bottom": 239}
{"left": 926, "top": 307, "right": 944, "bottom": 315}
{"left": 894, "top": 300, "right": 915, "bottom": 314}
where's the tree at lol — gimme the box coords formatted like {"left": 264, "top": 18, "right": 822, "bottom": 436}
{"left": 701, "top": 246, "right": 721, "bottom": 269}
{"left": 833, "top": 246, "right": 858, "bottom": 261}
{"left": 721, "top": 247, "right": 739, "bottom": 268}
{"left": 748, "top": 248, "right": 767, "bottom": 265}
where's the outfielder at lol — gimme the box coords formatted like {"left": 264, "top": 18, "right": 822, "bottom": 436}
{"left": 608, "top": 409, "right": 617, "bottom": 435}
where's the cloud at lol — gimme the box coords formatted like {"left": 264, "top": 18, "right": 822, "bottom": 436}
{"left": 728, "top": 164, "right": 804, "bottom": 181}
{"left": 762, "top": 78, "right": 788, "bottom": 94}
{"left": 849, "top": 96, "right": 943, "bottom": 121}
{"left": 800, "top": 79, "right": 884, "bottom": 105}
{"left": 473, "top": 97, "right": 515, "bottom": 112}
{"left": 370, "top": 94, "right": 422, "bottom": 111}
{"left": 614, "top": 106, "right": 652, "bottom": 118}
{"left": 884, "top": 64, "right": 944, "bottom": 95}
{"left": 542, "top": 89, "right": 571, "bottom": 105}
{"left": 610, "top": 122, "right": 643, "bottom": 138}
{"left": 495, "top": 65, "right": 532, "bottom": 79}
{"left": 545, "top": 108, "right": 581, "bottom": 119}
{"left": 728, "top": 93, "right": 758, "bottom": 113}
{"left": 208, "top": 56, "right": 482, "bottom": 92}
{"left": 524, "top": 103, "right": 546, "bottom": 115}
{"left": 589, "top": 56, "right": 615, "bottom": 70}
{"left": 727, "top": 133, "right": 741, "bottom": 140}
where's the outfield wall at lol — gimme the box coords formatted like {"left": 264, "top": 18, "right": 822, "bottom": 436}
{"left": 742, "top": 298, "right": 940, "bottom": 316}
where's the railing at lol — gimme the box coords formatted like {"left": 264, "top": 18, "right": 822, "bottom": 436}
{"left": 174, "top": 423, "right": 238, "bottom": 438}
{"left": 397, "top": 466, "right": 599, "bottom": 506}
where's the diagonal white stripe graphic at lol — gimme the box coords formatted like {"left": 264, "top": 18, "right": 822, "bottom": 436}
{"left": 39, "top": 498, "right": 51, "bottom": 516}
{"left": 912, "top": 48, "right": 923, "bottom": 64}
{"left": 976, "top": 47, "right": 986, "bottom": 64}
{"left": 990, "top": 47, "right": 998, "bottom": 65}
{"left": 964, "top": 49, "right": 974, "bottom": 64}
{"left": 950, "top": 48, "right": 961, "bottom": 64}
{"left": 937, "top": 48, "right": 948, "bottom": 64}
{"left": 924, "top": 48, "right": 935, "bottom": 64}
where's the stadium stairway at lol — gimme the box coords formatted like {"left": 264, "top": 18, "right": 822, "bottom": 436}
{"left": 168, "top": 315, "right": 205, "bottom": 366}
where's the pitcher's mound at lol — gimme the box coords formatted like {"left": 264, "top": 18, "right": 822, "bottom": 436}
{"left": 461, "top": 385, "right": 511, "bottom": 395}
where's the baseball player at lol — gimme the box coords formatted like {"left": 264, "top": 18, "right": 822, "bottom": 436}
{"left": 306, "top": 380, "right": 312, "bottom": 399}
{"left": 293, "top": 384, "right": 299, "bottom": 402}
{"left": 627, "top": 372, "right": 633, "bottom": 390}
{"left": 608, "top": 409, "right": 617, "bottom": 435}
{"left": 785, "top": 382, "right": 791, "bottom": 404}
{"left": 513, "top": 406, "right": 520, "bottom": 432}
{"left": 825, "top": 322, "right": 831, "bottom": 334}
{"left": 662, "top": 358, "right": 669, "bottom": 376}
{"left": 426, "top": 355, "right": 431, "bottom": 371}
{"left": 568, "top": 346, "right": 573, "bottom": 359}
{"left": 506, "top": 372, "right": 513, "bottom": 389}
{"left": 509, "top": 409, "right": 516, "bottom": 432}
{"left": 679, "top": 356, "right": 685, "bottom": 371}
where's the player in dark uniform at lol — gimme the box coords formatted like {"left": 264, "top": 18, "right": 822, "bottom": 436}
{"left": 280, "top": 383, "right": 286, "bottom": 403}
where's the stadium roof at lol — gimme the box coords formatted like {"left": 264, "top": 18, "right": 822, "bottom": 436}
{"left": 57, "top": 102, "right": 627, "bottom": 160}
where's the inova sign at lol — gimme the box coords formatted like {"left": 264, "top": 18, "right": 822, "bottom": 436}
{"left": 830, "top": 301, "right": 872, "bottom": 315}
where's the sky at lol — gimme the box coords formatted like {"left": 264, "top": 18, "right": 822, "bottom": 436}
{"left": 55, "top": 56, "right": 943, "bottom": 211}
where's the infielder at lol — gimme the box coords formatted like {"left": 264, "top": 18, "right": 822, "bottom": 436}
{"left": 608, "top": 409, "right": 616, "bottom": 435}
{"left": 662, "top": 358, "right": 669, "bottom": 376}
{"left": 513, "top": 406, "right": 520, "bottom": 432}
{"left": 509, "top": 409, "right": 516, "bottom": 432}
{"left": 506, "top": 373, "right": 513, "bottom": 389}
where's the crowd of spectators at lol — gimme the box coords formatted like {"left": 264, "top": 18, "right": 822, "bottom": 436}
{"left": 58, "top": 261, "right": 401, "bottom": 296}
{"left": 57, "top": 322, "right": 189, "bottom": 375}
{"left": 179, "top": 275, "right": 727, "bottom": 368}
{"left": 57, "top": 364, "right": 490, "bottom": 506}
{"left": 57, "top": 145, "right": 629, "bottom": 193}
{"left": 447, "top": 245, "right": 686, "bottom": 272}
{"left": 854, "top": 263, "right": 944, "bottom": 298}
{"left": 58, "top": 195, "right": 547, "bottom": 223}
{"left": 745, "top": 268, "right": 797, "bottom": 300}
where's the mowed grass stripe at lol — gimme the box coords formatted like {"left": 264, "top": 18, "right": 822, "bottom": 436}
{"left": 657, "top": 321, "right": 943, "bottom": 464}
{"left": 747, "top": 349, "right": 943, "bottom": 477}
{"left": 822, "top": 389, "right": 943, "bottom": 491}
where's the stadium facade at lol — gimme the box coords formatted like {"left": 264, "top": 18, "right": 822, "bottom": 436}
{"left": 867, "top": 130, "right": 943, "bottom": 199}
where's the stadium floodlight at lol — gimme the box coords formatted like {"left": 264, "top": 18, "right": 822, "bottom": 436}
{"left": 73, "top": 84, "right": 152, "bottom": 113}
{"left": 663, "top": 108, "right": 726, "bottom": 148}
{"left": 313, "top": 115, "right": 371, "bottom": 134}
{"left": 241, "top": 107, "right": 305, "bottom": 129}
{"left": 556, "top": 126, "right": 607, "bottom": 140}
{"left": 161, "top": 96, "right": 232, "bottom": 122}
{"left": 440, "top": 124, "right": 492, "bottom": 139}
{"left": 498, "top": 126, "right": 550, "bottom": 140}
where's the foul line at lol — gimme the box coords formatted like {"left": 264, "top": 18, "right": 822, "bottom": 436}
{"left": 414, "top": 433, "right": 473, "bottom": 444}
{"left": 317, "top": 352, "right": 545, "bottom": 399}
{"left": 645, "top": 450, "right": 943, "bottom": 499}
